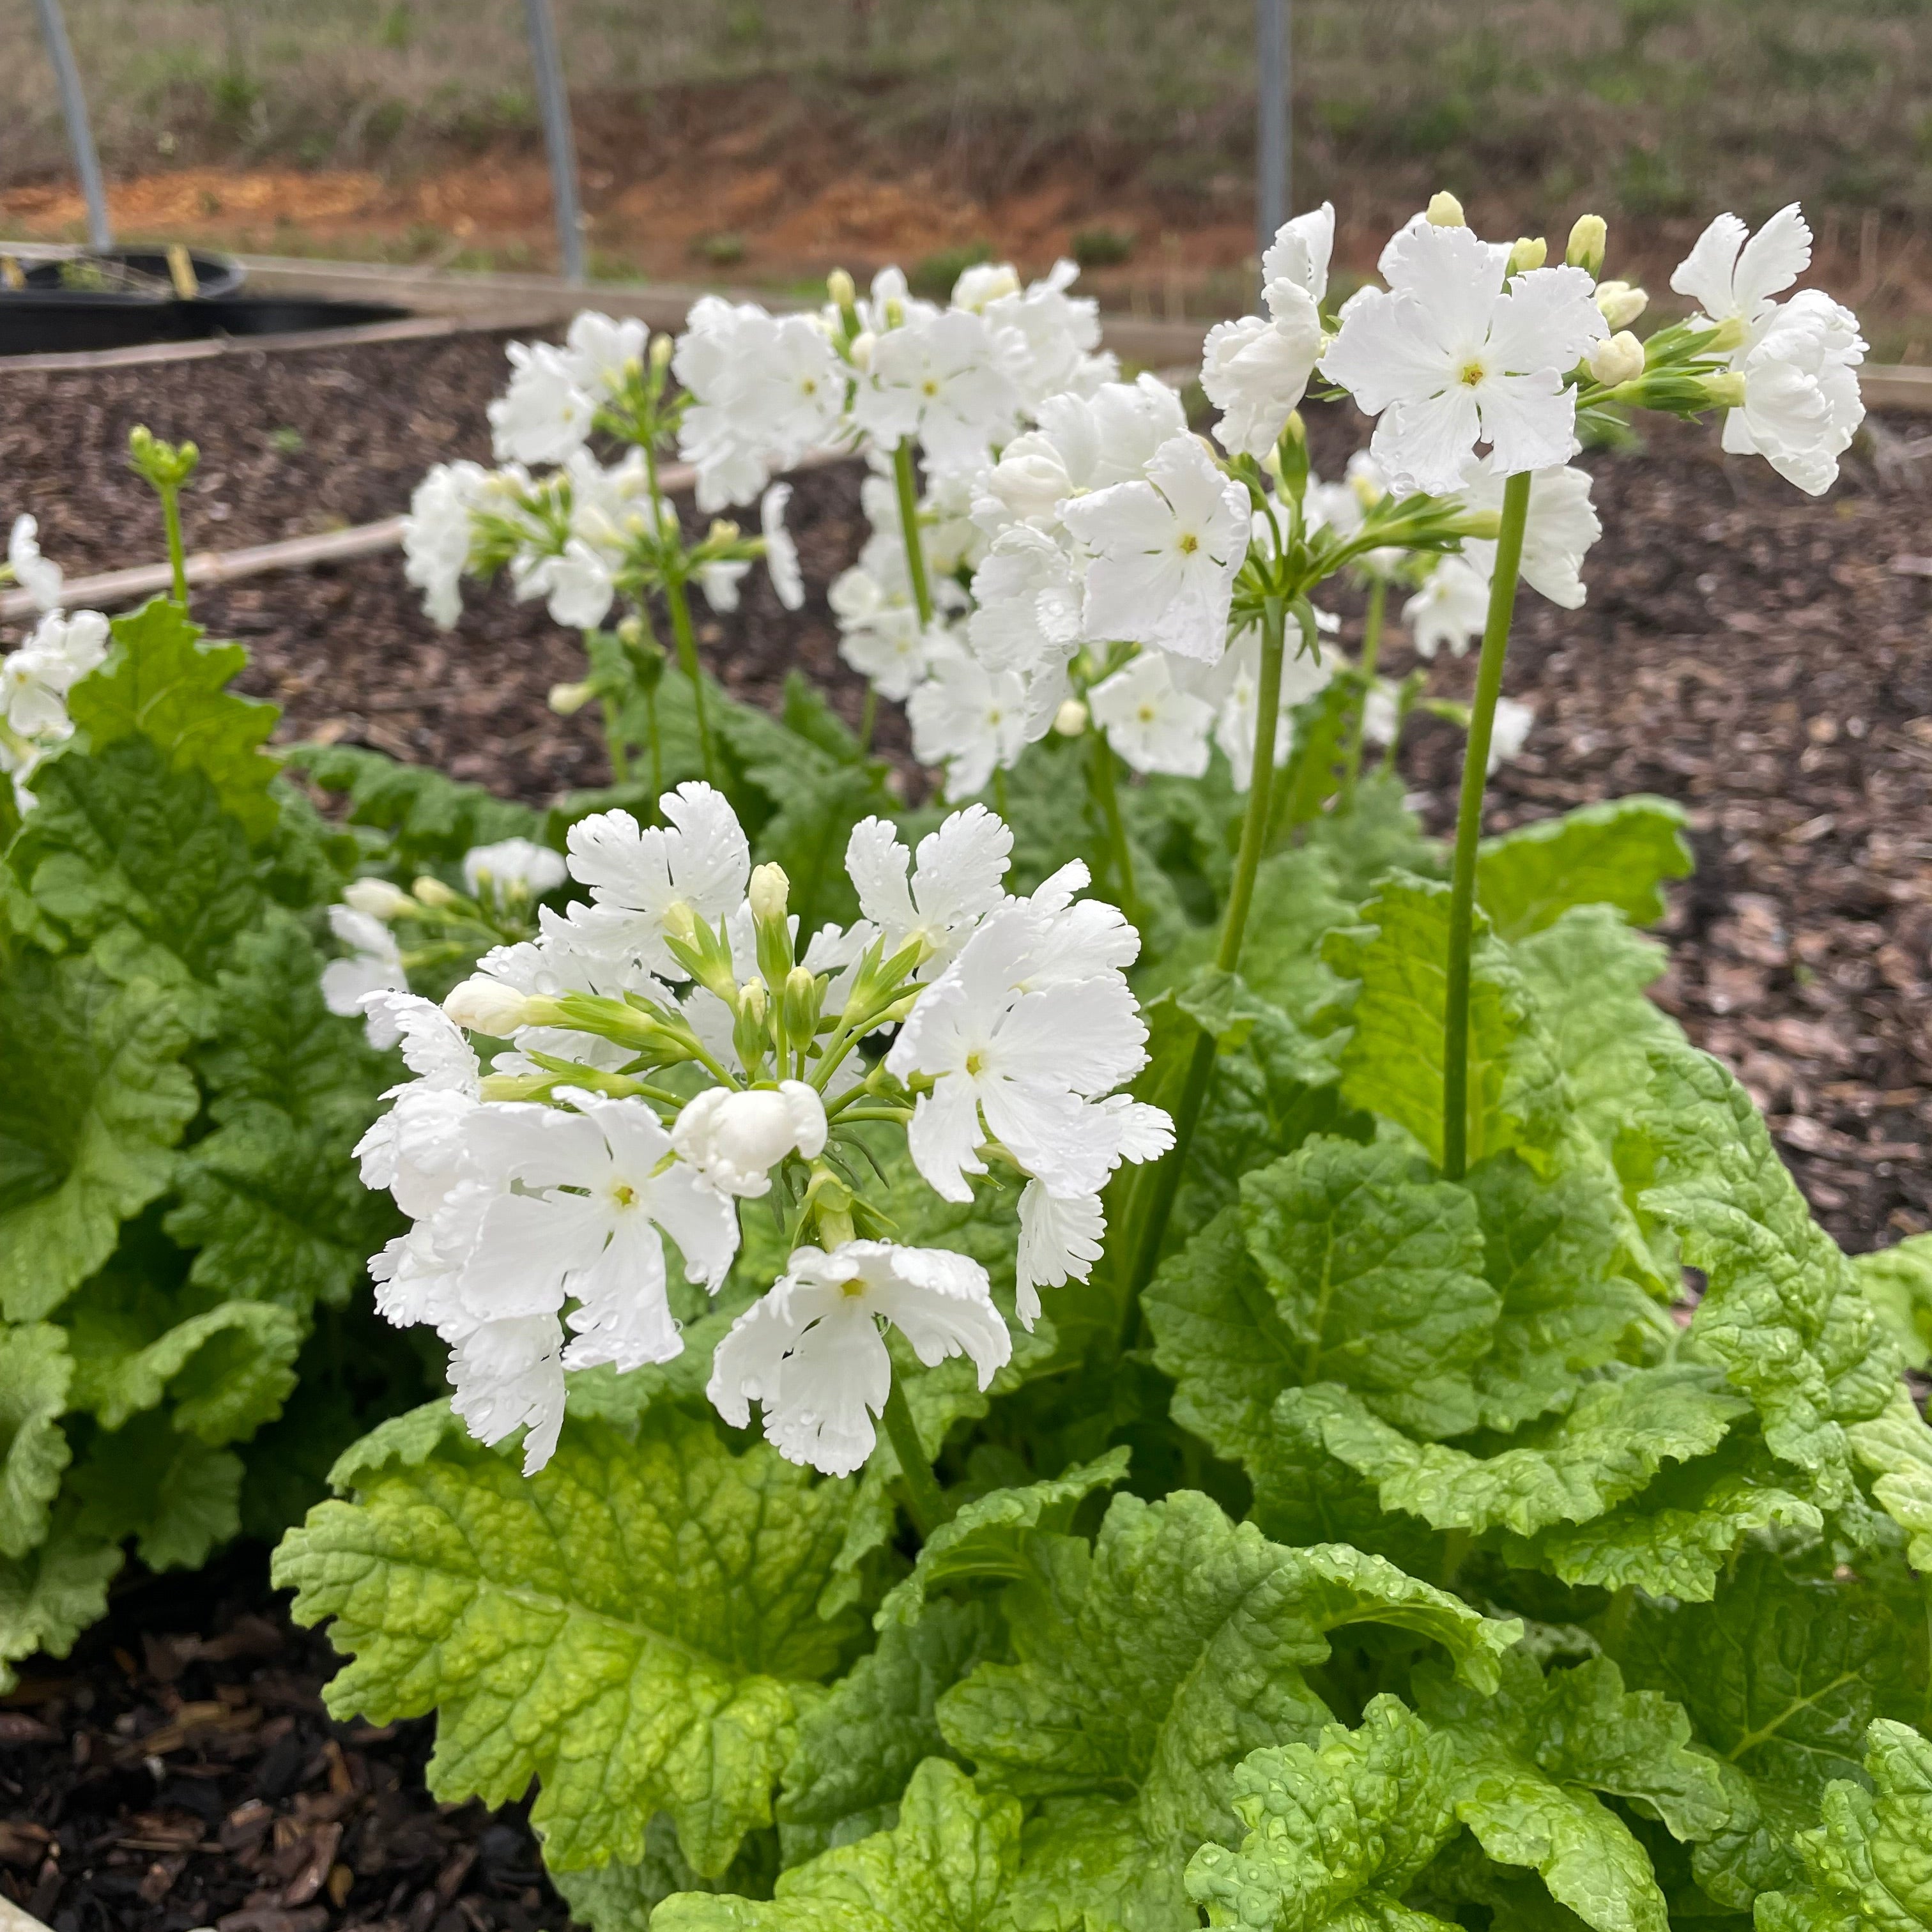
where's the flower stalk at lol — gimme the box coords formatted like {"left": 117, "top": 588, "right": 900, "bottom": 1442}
{"left": 1338, "top": 576, "right": 1388, "bottom": 801}
{"left": 891, "top": 439, "right": 935, "bottom": 629}
{"left": 1088, "top": 727, "right": 1140, "bottom": 930}
{"left": 880, "top": 1376, "right": 947, "bottom": 1538}
{"left": 1441, "top": 468, "right": 1531, "bottom": 1183}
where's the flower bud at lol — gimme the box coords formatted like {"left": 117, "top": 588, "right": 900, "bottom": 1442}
{"left": 648, "top": 332, "right": 673, "bottom": 371}
{"left": 748, "top": 862, "right": 790, "bottom": 924}
{"left": 1565, "top": 214, "right": 1608, "bottom": 277}
{"left": 443, "top": 977, "right": 535, "bottom": 1034}
{"left": 1506, "top": 236, "right": 1547, "bottom": 273}
{"left": 660, "top": 898, "right": 698, "bottom": 945}
{"left": 1425, "top": 191, "right": 1466, "bottom": 228}
{"left": 827, "top": 267, "right": 856, "bottom": 310}
{"left": 1594, "top": 279, "right": 1648, "bottom": 330}
{"left": 781, "top": 964, "right": 823, "bottom": 1045}
{"left": 1052, "top": 698, "right": 1089, "bottom": 738}
{"left": 848, "top": 330, "right": 876, "bottom": 372}
{"left": 1700, "top": 372, "right": 1747, "bottom": 410}
{"left": 1586, "top": 330, "right": 1646, "bottom": 388}
{"left": 412, "top": 875, "right": 459, "bottom": 909}
{"left": 739, "top": 977, "right": 769, "bottom": 1025}
{"left": 672, "top": 1082, "right": 829, "bottom": 1199}
{"left": 548, "top": 678, "right": 595, "bottom": 715}
{"left": 343, "top": 877, "right": 415, "bottom": 921}
{"left": 1702, "top": 315, "right": 1748, "bottom": 355}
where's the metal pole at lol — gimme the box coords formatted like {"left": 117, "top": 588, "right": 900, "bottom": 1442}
{"left": 1255, "top": 0, "right": 1289, "bottom": 270}
{"left": 33, "top": 0, "right": 112, "bottom": 253}
{"left": 523, "top": 0, "right": 586, "bottom": 283}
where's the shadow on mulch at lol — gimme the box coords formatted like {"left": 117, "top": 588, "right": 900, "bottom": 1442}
{"left": 0, "top": 1547, "right": 572, "bottom": 1932}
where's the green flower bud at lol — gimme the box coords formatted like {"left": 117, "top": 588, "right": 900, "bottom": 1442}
{"left": 412, "top": 875, "right": 459, "bottom": 909}
{"left": 781, "top": 964, "right": 824, "bottom": 1046}
{"left": 1565, "top": 214, "right": 1608, "bottom": 277}
{"left": 1594, "top": 279, "right": 1648, "bottom": 330}
{"left": 1586, "top": 330, "right": 1646, "bottom": 388}
{"left": 548, "top": 679, "right": 595, "bottom": 715}
{"left": 1425, "top": 191, "right": 1466, "bottom": 228}
{"left": 1507, "top": 236, "right": 1547, "bottom": 273}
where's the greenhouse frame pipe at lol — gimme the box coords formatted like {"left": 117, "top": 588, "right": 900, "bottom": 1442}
{"left": 33, "top": 0, "right": 112, "bottom": 252}
{"left": 523, "top": 0, "right": 587, "bottom": 284}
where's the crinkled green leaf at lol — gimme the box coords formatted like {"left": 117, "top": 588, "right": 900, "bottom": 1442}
{"left": 0, "top": 1324, "right": 73, "bottom": 1559}
{"left": 1611, "top": 1551, "right": 1927, "bottom": 1908}
{"left": 779, "top": 1600, "right": 1002, "bottom": 1863}
{"left": 555, "top": 1813, "right": 778, "bottom": 1931}
{"left": 327, "top": 1397, "right": 468, "bottom": 1493}
{"left": 1184, "top": 1694, "right": 1460, "bottom": 1932}
{"left": 658, "top": 1759, "right": 1021, "bottom": 1932}
{"left": 1415, "top": 1649, "right": 1730, "bottom": 1932}
{"left": 284, "top": 740, "right": 540, "bottom": 868}
{"left": 1285, "top": 1365, "right": 1745, "bottom": 1540}
{"left": 164, "top": 912, "right": 402, "bottom": 1311}
{"left": 1236, "top": 847, "right": 1356, "bottom": 1027}
{"left": 70, "top": 1411, "right": 243, "bottom": 1570}
{"left": 1242, "top": 1134, "right": 1498, "bottom": 1439}
{"left": 1304, "top": 765, "right": 1444, "bottom": 900}
{"left": 1855, "top": 1237, "right": 1932, "bottom": 1374}
{"left": 877, "top": 1450, "right": 1131, "bottom": 1627}
{"left": 1847, "top": 1388, "right": 1932, "bottom": 1571}
{"left": 63, "top": 1261, "right": 302, "bottom": 1444}
{"left": 0, "top": 950, "right": 196, "bottom": 1319}
{"left": 1636, "top": 1046, "right": 1899, "bottom": 1506}
{"left": 1756, "top": 1719, "right": 1932, "bottom": 1932}
{"left": 0, "top": 1505, "right": 122, "bottom": 1692}
{"left": 275, "top": 1407, "right": 860, "bottom": 1876}
{"left": 1320, "top": 872, "right": 1565, "bottom": 1172}
{"left": 935, "top": 1491, "right": 1517, "bottom": 1931}
{"left": 1476, "top": 799, "right": 1691, "bottom": 942}
{"left": 67, "top": 596, "right": 280, "bottom": 839}
{"left": 1466, "top": 1151, "right": 1661, "bottom": 1430}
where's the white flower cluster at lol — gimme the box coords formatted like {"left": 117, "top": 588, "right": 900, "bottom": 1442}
{"left": 346, "top": 782, "right": 1169, "bottom": 1477}
{"left": 0, "top": 517, "right": 109, "bottom": 807}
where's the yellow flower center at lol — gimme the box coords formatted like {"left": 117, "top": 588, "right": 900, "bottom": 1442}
{"left": 1459, "top": 359, "right": 1487, "bottom": 387}
{"left": 1177, "top": 532, "right": 1200, "bottom": 555}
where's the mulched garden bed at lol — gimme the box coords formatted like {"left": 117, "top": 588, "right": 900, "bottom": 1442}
{"left": 2, "top": 325, "right": 1929, "bottom": 1931}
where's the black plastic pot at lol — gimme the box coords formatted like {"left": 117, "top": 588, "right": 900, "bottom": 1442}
{"left": 0, "top": 293, "right": 410, "bottom": 358}
{"left": 10, "top": 249, "right": 246, "bottom": 300}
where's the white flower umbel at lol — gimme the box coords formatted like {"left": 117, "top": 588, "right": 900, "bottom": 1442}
{"left": 463, "top": 838, "right": 568, "bottom": 903}
{"left": 6, "top": 516, "right": 65, "bottom": 613}
{"left": 1404, "top": 556, "right": 1491, "bottom": 660}
{"left": 510, "top": 536, "right": 616, "bottom": 631}
{"left": 907, "top": 652, "right": 1030, "bottom": 800}
{"left": 708, "top": 1241, "right": 1010, "bottom": 1477}
{"left": 1200, "top": 204, "right": 1335, "bottom": 459}
{"left": 854, "top": 308, "right": 1024, "bottom": 474}
{"left": 402, "top": 461, "right": 490, "bottom": 627}
{"left": 1089, "top": 650, "right": 1215, "bottom": 779}
{"left": 489, "top": 341, "right": 598, "bottom": 466}
{"left": 1457, "top": 457, "right": 1602, "bottom": 609}
{"left": 321, "top": 905, "right": 409, "bottom": 1032}
{"left": 1062, "top": 434, "right": 1251, "bottom": 662}
{"left": 845, "top": 806, "right": 1012, "bottom": 974}
{"left": 977, "top": 258, "right": 1116, "bottom": 411}
{"left": 672, "top": 1082, "right": 829, "bottom": 1198}
{"left": 0, "top": 608, "right": 109, "bottom": 740}
{"left": 1321, "top": 214, "right": 1606, "bottom": 496}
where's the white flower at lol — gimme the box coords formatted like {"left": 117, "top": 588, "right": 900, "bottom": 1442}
{"left": 7, "top": 516, "right": 64, "bottom": 614}
{"left": 1200, "top": 204, "right": 1334, "bottom": 459}
{"left": 402, "top": 461, "right": 489, "bottom": 629}
{"left": 845, "top": 806, "right": 1011, "bottom": 972}
{"left": 463, "top": 838, "right": 567, "bottom": 901}
{"left": 1184, "top": 623, "right": 1332, "bottom": 791}
{"left": 1321, "top": 216, "right": 1606, "bottom": 496}
{"left": 832, "top": 573, "right": 940, "bottom": 699}
{"left": 510, "top": 537, "right": 615, "bottom": 632}
{"left": 450, "top": 1314, "right": 568, "bottom": 1475}
{"left": 322, "top": 905, "right": 408, "bottom": 1030}
{"left": 907, "top": 654, "right": 1029, "bottom": 799}
{"left": 1457, "top": 457, "right": 1601, "bottom": 609}
{"left": 854, "top": 309, "right": 1023, "bottom": 472}
{"left": 1725, "top": 292, "right": 1866, "bottom": 497}
{"left": 966, "top": 523, "right": 1084, "bottom": 677}
{"left": 0, "top": 609, "right": 108, "bottom": 739}
{"left": 760, "top": 482, "right": 805, "bottom": 610}
{"left": 559, "top": 310, "right": 646, "bottom": 394}
{"left": 1016, "top": 1183, "right": 1104, "bottom": 1322}
{"left": 565, "top": 781, "right": 751, "bottom": 978}
{"left": 1363, "top": 681, "right": 1402, "bottom": 748}
{"left": 671, "top": 1081, "right": 829, "bottom": 1198}
{"left": 698, "top": 558, "right": 751, "bottom": 613}
{"left": 1489, "top": 696, "right": 1535, "bottom": 771}
{"left": 1089, "top": 650, "right": 1215, "bottom": 778}
{"left": 707, "top": 1240, "right": 1011, "bottom": 1476}
{"left": 1670, "top": 203, "right": 1813, "bottom": 332}
{"left": 1404, "top": 556, "right": 1491, "bottom": 659}
{"left": 489, "top": 340, "right": 597, "bottom": 464}
{"left": 1062, "top": 434, "right": 1251, "bottom": 663}
{"left": 980, "top": 259, "right": 1115, "bottom": 411}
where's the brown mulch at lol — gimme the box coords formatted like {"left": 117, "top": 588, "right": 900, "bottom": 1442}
{"left": 0, "top": 1551, "right": 570, "bottom": 1932}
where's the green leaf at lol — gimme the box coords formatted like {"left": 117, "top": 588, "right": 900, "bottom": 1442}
{"left": 64, "top": 1266, "right": 302, "bottom": 1444}
{"left": 0, "top": 1506, "right": 122, "bottom": 1692}
{"left": 326, "top": 1397, "right": 468, "bottom": 1493}
{"left": 1321, "top": 872, "right": 1564, "bottom": 1172}
{"left": 1235, "top": 847, "right": 1355, "bottom": 1027}
{"left": 554, "top": 1814, "right": 778, "bottom": 1931}
{"left": 1184, "top": 1694, "right": 1460, "bottom": 1932}
{"left": 935, "top": 1490, "right": 1517, "bottom": 1931}
{"left": 1756, "top": 1719, "right": 1932, "bottom": 1932}
{"left": 1283, "top": 1365, "right": 1746, "bottom": 1540}
{"left": 164, "top": 912, "right": 402, "bottom": 1312}
{"left": 0, "top": 950, "right": 197, "bottom": 1320}
{"left": 778, "top": 1600, "right": 1002, "bottom": 1863}
{"left": 1476, "top": 798, "right": 1691, "bottom": 941}
{"left": 875, "top": 1450, "right": 1131, "bottom": 1627}
{"left": 275, "top": 1406, "right": 861, "bottom": 1876}
{"left": 1846, "top": 1388, "right": 1932, "bottom": 1571}
{"left": 1853, "top": 1236, "right": 1932, "bottom": 1372}
{"left": 67, "top": 596, "right": 281, "bottom": 839}
{"left": 0, "top": 1324, "right": 73, "bottom": 1560}
{"left": 1301, "top": 765, "right": 1443, "bottom": 901}
{"left": 1415, "top": 1649, "right": 1730, "bottom": 1932}
{"left": 1635, "top": 1046, "right": 1898, "bottom": 1506}
{"left": 657, "top": 1759, "right": 1022, "bottom": 1932}
{"left": 70, "top": 1413, "right": 243, "bottom": 1571}
{"left": 1611, "top": 1551, "right": 1926, "bottom": 1908}
{"left": 282, "top": 740, "right": 539, "bottom": 868}
{"left": 1241, "top": 1135, "right": 1498, "bottom": 1439}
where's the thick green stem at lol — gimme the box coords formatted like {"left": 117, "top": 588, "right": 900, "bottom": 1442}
{"left": 1441, "top": 469, "right": 1531, "bottom": 1183}
{"left": 891, "top": 439, "right": 935, "bottom": 628}
{"left": 881, "top": 1376, "right": 946, "bottom": 1538}
{"left": 859, "top": 684, "right": 878, "bottom": 754}
{"left": 1089, "top": 728, "right": 1140, "bottom": 929}
{"left": 1338, "top": 576, "right": 1388, "bottom": 799}
{"left": 993, "top": 765, "right": 1009, "bottom": 819}
{"left": 160, "top": 486, "right": 188, "bottom": 608}
{"left": 664, "top": 574, "right": 717, "bottom": 783}
{"left": 1119, "top": 596, "right": 1289, "bottom": 1311}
